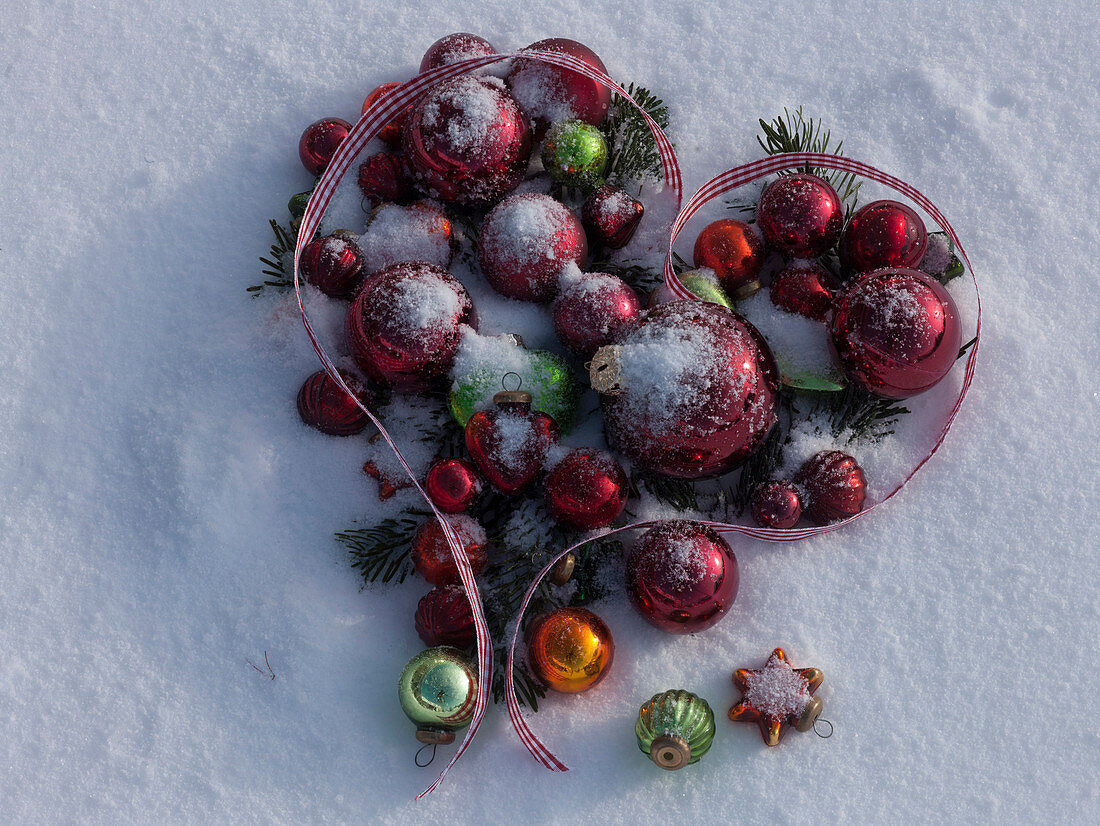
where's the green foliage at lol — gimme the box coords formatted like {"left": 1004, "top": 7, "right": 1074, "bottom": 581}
{"left": 337, "top": 516, "right": 419, "bottom": 584}
{"left": 630, "top": 470, "right": 698, "bottom": 513}
{"left": 250, "top": 219, "right": 297, "bottom": 296}
{"left": 603, "top": 83, "right": 671, "bottom": 185}
{"left": 756, "top": 107, "right": 862, "bottom": 212}
{"left": 804, "top": 384, "right": 912, "bottom": 444}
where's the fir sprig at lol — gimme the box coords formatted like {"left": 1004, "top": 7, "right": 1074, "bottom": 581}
{"left": 337, "top": 516, "right": 420, "bottom": 584}
{"left": 250, "top": 219, "right": 297, "bottom": 296}
{"left": 809, "top": 384, "right": 911, "bottom": 444}
{"left": 756, "top": 107, "right": 862, "bottom": 211}
{"left": 603, "top": 83, "right": 671, "bottom": 185}
{"left": 630, "top": 470, "right": 698, "bottom": 512}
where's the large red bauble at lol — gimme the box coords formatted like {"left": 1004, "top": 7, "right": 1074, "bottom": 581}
{"left": 552, "top": 272, "right": 641, "bottom": 360}
{"left": 507, "top": 38, "right": 612, "bottom": 135}
{"left": 296, "top": 369, "right": 371, "bottom": 436}
{"left": 420, "top": 33, "right": 497, "bottom": 73}
{"left": 769, "top": 264, "right": 835, "bottom": 322}
{"left": 582, "top": 184, "right": 645, "bottom": 250}
{"left": 403, "top": 75, "right": 531, "bottom": 206}
{"left": 755, "top": 173, "right": 844, "bottom": 259}
{"left": 627, "top": 521, "right": 739, "bottom": 634}
{"left": 478, "top": 193, "right": 588, "bottom": 302}
{"left": 543, "top": 449, "right": 628, "bottom": 530}
{"left": 794, "top": 451, "right": 866, "bottom": 524}
{"left": 361, "top": 82, "right": 408, "bottom": 148}
{"left": 829, "top": 267, "right": 962, "bottom": 398}
{"left": 345, "top": 262, "right": 475, "bottom": 393}
{"left": 692, "top": 219, "right": 766, "bottom": 299}
{"left": 750, "top": 480, "right": 803, "bottom": 529}
{"left": 839, "top": 200, "right": 928, "bottom": 273}
{"left": 414, "top": 586, "right": 476, "bottom": 649}
{"left": 464, "top": 391, "right": 559, "bottom": 495}
{"left": 410, "top": 515, "right": 488, "bottom": 586}
{"left": 300, "top": 234, "right": 365, "bottom": 298}
{"left": 597, "top": 301, "right": 779, "bottom": 479}
{"left": 298, "top": 117, "right": 351, "bottom": 176}
{"left": 425, "top": 458, "right": 483, "bottom": 514}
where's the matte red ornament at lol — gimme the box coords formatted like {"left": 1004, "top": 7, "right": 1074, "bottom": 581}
{"left": 296, "top": 369, "right": 371, "bottom": 436}
{"left": 769, "top": 264, "right": 835, "bottom": 322}
{"left": 627, "top": 521, "right": 739, "bottom": 634}
{"left": 361, "top": 82, "right": 408, "bottom": 148}
{"left": 410, "top": 515, "right": 488, "bottom": 586}
{"left": 357, "top": 151, "right": 411, "bottom": 208}
{"left": 420, "top": 32, "right": 497, "bottom": 73}
{"left": 581, "top": 184, "right": 645, "bottom": 250}
{"left": 403, "top": 75, "right": 531, "bottom": 206}
{"left": 750, "top": 481, "right": 804, "bottom": 529}
{"left": 298, "top": 117, "right": 351, "bottom": 176}
{"left": 414, "top": 586, "right": 476, "bottom": 649}
{"left": 755, "top": 173, "right": 844, "bottom": 259}
{"left": 425, "top": 458, "right": 483, "bottom": 514}
{"left": 829, "top": 267, "right": 962, "bottom": 398}
{"left": 552, "top": 273, "right": 641, "bottom": 360}
{"left": 300, "top": 234, "right": 364, "bottom": 298}
{"left": 794, "top": 451, "right": 866, "bottom": 524}
{"left": 544, "top": 448, "right": 628, "bottom": 530}
{"left": 464, "top": 390, "right": 559, "bottom": 495}
{"left": 729, "top": 648, "right": 824, "bottom": 746}
{"left": 345, "top": 262, "right": 475, "bottom": 393}
{"left": 478, "top": 193, "right": 588, "bottom": 303}
{"left": 839, "top": 200, "right": 928, "bottom": 273}
{"left": 692, "top": 219, "right": 766, "bottom": 299}
{"left": 507, "top": 38, "right": 612, "bottom": 136}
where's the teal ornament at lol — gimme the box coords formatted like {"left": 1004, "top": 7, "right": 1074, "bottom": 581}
{"left": 398, "top": 647, "right": 479, "bottom": 745}
{"left": 635, "top": 689, "right": 716, "bottom": 770}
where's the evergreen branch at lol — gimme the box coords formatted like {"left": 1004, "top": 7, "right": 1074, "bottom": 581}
{"left": 807, "top": 384, "right": 911, "bottom": 443}
{"left": 337, "top": 516, "right": 420, "bottom": 585}
{"left": 630, "top": 470, "right": 698, "bottom": 512}
{"left": 588, "top": 257, "right": 662, "bottom": 296}
{"left": 603, "top": 83, "right": 671, "bottom": 185}
{"left": 957, "top": 336, "right": 977, "bottom": 361}
{"left": 569, "top": 536, "right": 624, "bottom": 606}
{"left": 756, "top": 107, "right": 862, "bottom": 211}
{"left": 249, "top": 219, "right": 297, "bottom": 296}
{"left": 729, "top": 421, "right": 787, "bottom": 516}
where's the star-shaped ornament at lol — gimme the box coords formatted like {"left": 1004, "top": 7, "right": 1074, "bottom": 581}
{"left": 728, "top": 647, "right": 824, "bottom": 746}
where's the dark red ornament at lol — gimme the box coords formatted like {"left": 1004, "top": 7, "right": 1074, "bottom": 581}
{"left": 692, "top": 219, "right": 767, "bottom": 299}
{"left": 357, "top": 151, "right": 411, "bottom": 207}
{"left": 420, "top": 33, "right": 497, "bottom": 73}
{"left": 627, "top": 521, "right": 739, "bottom": 634}
{"left": 361, "top": 82, "right": 408, "bottom": 148}
{"left": 769, "top": 264, "right": 835, "bottom": 322}
{"left": 296, "top": 369, "right": 371, "bottom": 436}
{"left": 411, "top": 515, "right": 488, "bottom": 586}
{"left": 581, "top": 184, "right": 645, "bottom": 250}
{"left": 755, "top": 173, "right": 844, "bottom": 259}
{"left": 478, "top": 193, "right": 588, "bottom": 303}
{"left": 300, "top": 234, "right": 364, "bottom": 298}
{"left": 794, "top": 451, "right": 866, "bottom": 524}
{"left": 464, "top": 389, "right": 559, "bottom": 495}
{"left": 403, "top": 75, "right": 531, "bottom": 206}
{"left": 507, "top": 38, "right": 612, "bottom": 136}
{"left": 298, "top": 117, "right": 351, "bottom": 176}
{"left": 425, "top": 458, "right": 483, "bottom": 514}
{"left": 544, "top": 449, "right": 628, "bottom": 530}
{"left": 414, "top": 586, "right": 476, "bottom": 649}
{"left": 552, "top": 273, "right": 641, "bottom": 360}
{"left": 839, "top": 200, "right": 928, "bottom": 274}
{"left": 345, "top": 261, "right": 475, "bottom": 393}
{"left": 750, "top": 481, "right": 804, "bottom": 529}
{"left": 829, "top": 267, "right": 962, "bottom": 398}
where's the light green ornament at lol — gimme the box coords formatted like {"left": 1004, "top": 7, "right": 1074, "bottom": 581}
{"left": 541, "top": 119, "right": 609, "bottom": 190}
{"left": 398, "top": 647, "right": 478, "bottom": 745}
{"left": 677, "top": 269, "right": 735, "bottom": 310}
{"left": 774, "top": 354, "right": 847, "bottom": 393}
{"left": 635, "top": 689, "right": 716, "bottom": 770}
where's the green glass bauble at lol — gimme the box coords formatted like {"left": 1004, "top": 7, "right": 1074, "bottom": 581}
{"left": 288, "top": 190, "right": 312, "bottom": 220}
{"left": 635, "top": 689, "right": 716, "bottom": 770}
{"left": 541, "top": 120, "right": 609, "bottom": 190}
{"left": 398, "top": 647, "right": 478, "bottom": 744}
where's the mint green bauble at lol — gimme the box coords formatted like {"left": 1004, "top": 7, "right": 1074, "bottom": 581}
{"left": 398, "top": 647, "right": 478, "bottom": 744}
{"left": 449, "top": 350, "right": 579, "bottom": 433}
{"left": 541, "top": 120, "right": 609, "bottom": 190}
{"left": 635, "top": 689, "right": 716, "bottom": 770}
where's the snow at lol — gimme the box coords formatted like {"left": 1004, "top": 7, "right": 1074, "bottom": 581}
{"left": 741, "top": 656, "right": 812, "bottom": 721}
{"left": 2, "top": 3, "right": 1099, "bottom": 825}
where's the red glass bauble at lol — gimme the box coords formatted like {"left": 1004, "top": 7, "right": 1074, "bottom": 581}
{"left": 544, "top": 449, "right": 628, "bottom": 530}
{"left": 507, "top": 38, "right": 612, "bottom": 136}
{"left": 420, "top": 33, "right": 497, "bottom": 73}
{"left": 410, "top": 515, "right": 488, "bottom": 586}
{"left": 403, "top": 75, "right": 531, "bottom": 206}
{"left": 596, "top": 301, "right": 779, "bottom": 479}
{"left": 345, "top": 262, "right": 475, "bottom": 393}
{"left": 839, "top": 200, "right": 927, "bottom": 273}
{"left": 794, "top": 451, "right": 866, "bottom": 524}
{"left": 581, "top": 184, "right": 645, "bottom": 250}
{"left": 425, "top": 458, "right": 483, "bottom": 514}
{"left": 414, "top": 586, "right": 476, "bottom": 649}
{"left": 361, "top": 82, "right": 408, "bottom": 148}
{"left": 750, "top": 481, "right": 804, "bottom": 529}
{"left": 769, "top": 264, "right": 835, "bottom": 321}
{"left": 692, "top": 219, "right": 766, "bottom": 299}
{"left": 296, "top": 369, "right": 371, "bottom": 436}
{"left": 627, "top": 521, "right": 739, "bottom": 634}
{"left": 464, "top": 391, "right": 560, "bottom": 495}
{"left": 829, "top": 267, "right": 962, "bottom": 398}
{"left": 478, "top": 193, "right": 588, "bottom": 303}
{"left": 552, "top": 273, "right": 641, "bottom": 360}
{"left": 298, "top": 117, "right": 351, "bottom": 176}
{"left": 357, "top": 151, "right": 411, "bottom": 208}
{"left": 756, "top": 173, "right": 844, "bottom": 259}
{"left": 300, "top": 234, "right": 365, "bottom": 298}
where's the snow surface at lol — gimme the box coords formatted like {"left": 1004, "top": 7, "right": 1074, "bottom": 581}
{"left": 2, "top": 2, "right": 1099, "bottom": 824}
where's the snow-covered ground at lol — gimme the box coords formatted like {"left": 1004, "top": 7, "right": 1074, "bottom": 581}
{"left": 2, "top": 1, "right": 1098, "bottom": 823}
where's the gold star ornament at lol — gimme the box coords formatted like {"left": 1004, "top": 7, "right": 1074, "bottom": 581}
{"left": 728, "top": 647, "right": 824, "bottom": 746}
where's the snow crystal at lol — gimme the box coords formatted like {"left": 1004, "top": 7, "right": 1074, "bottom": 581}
{"left": 355, "top": 201, "right": 453, "bottom": 274}
{"left": 737, "top": 289, "right": 839, "bottom": 382}
{"left": 743, "top": 657, "right": 812, "bottom": 719}
{"left": 420, "top": 75, "right": 508, "bottom": 154}
{"left": 490, "top": 410, "right": 544, "bottom": 473}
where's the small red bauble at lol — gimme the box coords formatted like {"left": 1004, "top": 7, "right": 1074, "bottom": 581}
{"left": 345, "top": 262, "right": 475, "bottom": 393}
{"left": 357, "top": 151, "right": 411, "bottom": 207}
{"left": 544, "top": 449, "right": 628, "bottom": 530}
{"left": 692, "top": 219, "right": 766, "bottom": 299}
{"left": 839, "top": 200, "right": 928, "bottom": 273}
{"left": 478, "top": 193, "right": 588, "bottom": 303}
{"left": 464, "top": 389, "right": 559, "bottom": 496}
{"left": 581, "top": 184, "right": 645, "bottom": 250}
{"left": 794, "top": 451, "right": 866, "bottom": 524}
{"left": 414, "top": 586, "right": 476, "bottom": 649}
{"left": 829, "top": 267, "right": 962, "bottom": 398}
{"left": 296, "top": 369, "right": 371, "bottom": 436}
{"left": 300, "top": 234, "right": 365, "bottom": 298}
{"left": 756, "top": 173, "right": 844, "bottom": 259}
{"left": 410, "top": 515, "right": 488, "bottom": 586}
{"left": 750, "top": 481, "right": 804, "bottom": 529}
{"left": 403, "top": 75, "right": 531, "bottom": 206}
{"left": 361, "top": 82, "right": 408, "bottom": 148}
{"left": 769, "top": 264, "right": 835, "bottom": 321}
{"left": 425, "top": 458, "right": 483, "bottom": 514}
{"left": 552, "top": 272, "right": 641, "bottom": 360}
{"left": 420, "top": 32, "right": 497, "bottom": 73}
{"left": 507, "top": 38, "right": 612, "bottom": 135}
{"left": 627, "top": 521, "right": 739, "bottom": 634}
{"left": 298, "top": 117, "right": 351, "bottom": 176}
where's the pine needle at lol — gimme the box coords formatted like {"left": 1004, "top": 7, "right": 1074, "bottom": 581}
{"left": 756, "top": 107, "right": 861, "bottom": 212}
{"left": 603, "top": 83, "right": 671, "bottom": 185}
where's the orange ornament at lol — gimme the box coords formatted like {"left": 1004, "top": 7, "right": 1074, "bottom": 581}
{"left": 692, "top": 219, "right": 766, "bottom": 299}
{"left": 728, "top": 647, "right": 824, "bottom": 746}
{"left": 528, "top": 607, "right": 614, "bottom": 693}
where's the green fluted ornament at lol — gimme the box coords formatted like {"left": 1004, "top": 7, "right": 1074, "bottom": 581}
{"left": 397, "top": 647, "right": 478, "bottom": 745}
{"left": 635, "top": 689, "right": 716, "bottom": 770}
{"left": 541, "top": 120, "right": 609, "bottom": 190}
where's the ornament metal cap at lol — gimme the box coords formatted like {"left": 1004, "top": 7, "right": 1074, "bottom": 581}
{"left": 650, "top": 733, "right": 691, "bottom": 770}
{"left": 587, "top": 345, "right": 624, "bottom": 394}
{"left": 731, "top": 278, "right": 763, "bottom": 300}
{"left": 549, "top": 552, "right": 576, "bottom": 586}
{"left": 795, "top": 694, "right": 823, "bottom": 733}
{"left": 415, "top": 728, "right": 456, "bottom": 745}
{"left": 493, "top": 371, "right": 532, "bottom": 406}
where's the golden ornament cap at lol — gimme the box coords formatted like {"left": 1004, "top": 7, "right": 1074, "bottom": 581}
{"left": 650, "top": 734, "right": 691, "bottom": 770}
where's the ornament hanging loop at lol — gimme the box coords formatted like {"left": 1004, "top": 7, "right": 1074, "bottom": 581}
{"left": 501, "top": 372, "right": 523, "bottom": 392}
{"left": 812, "top": 718, "right": 834, "bottom": 739}
{"left": 414, "top": 742, "right": 439, "bottom": 768}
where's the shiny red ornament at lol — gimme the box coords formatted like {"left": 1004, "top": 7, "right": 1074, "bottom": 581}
{"left": 425, "top": 458, "right": 483, "bottom": 514}
{"left": 419, "top": 32, "right": 497, "bottom": 73}
{"left": 756, "top": 173, "right": 844, "bottom": 259}
{"left": 414, "top": 586, "right": 476, "bottom": 649}
{"left": 361, "top": 82, "right": 408, "bottom": 148}
{"left": 298, "top": 117, "right": 351, "bottom": 176}
{"left": 750, "top": 481, "right": 803, "bottom": 529}
{"left": 581, "top": 184, "right": 645, "bottom": 250}
{"left": 357, "top": 151, "right": 411, "bottom": 207}
{"left": 839, "top": 200, "right": 928, "bottom": 273}
{"left": 410, "top": 515, "right": 488, "bottom": 586}
{"left": 345, "top": 262, "right": 475, "bottom": 393}
{"left": 729, "top": 648, "right": 824, "bottom": 746}
{"left": 769, "top": 264, "right": 835, "bottom": 322}
{"left": 478, "top": 193, "right": 588, "bottom": 303}
{"left": 300, "top": 234, "right": 364, "bottom": 298}
{"left": 464, "top": 389, "right": 559, "bottom": 496}
{"left": 627, "top": 521, "right": 739, "bottom": 634}
{"left": 403, "top": 75, "right": 531, "bottom": 206}
{"left": 507, "top": 38, "right": 612, "bottom": 136}
{"left": 692, "top": 219, "right": 766, "bottom": 299}
{"left": 543, "top": 448, "right": 628, "bottom": 530}
{"left": 552, "top": 273, "right": 641, "bottom": 360}
{"left": 829, "top": 267, "right": 962, "bottom": 398}
{"left": 794, "top": 451, "right": 866, "bottom": 524}
{"left": 296, "top": 369, "right": 371, "bottom": 436}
